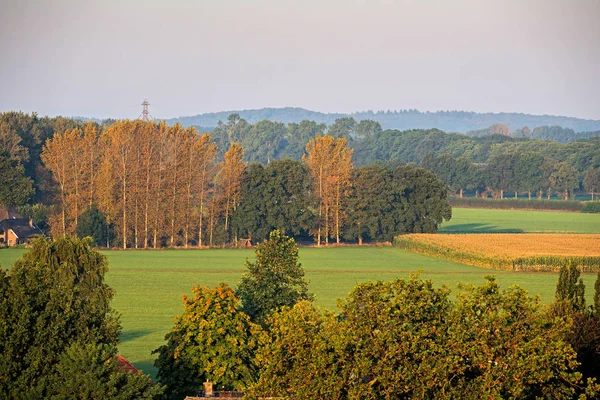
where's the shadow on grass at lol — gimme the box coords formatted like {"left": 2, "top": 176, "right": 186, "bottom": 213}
{"left": 120, "top": 329, "right": 152, "bottom": 343}
{"left": 132, "top": 359, "right": 158, "bottom": 380}
{"left": 440, "top": 223, "right": 524, "bottom": 233}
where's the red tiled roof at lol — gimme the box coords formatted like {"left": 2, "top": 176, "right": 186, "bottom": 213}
{"left": 115, "top": 355, "right": 139, "bottom": 375}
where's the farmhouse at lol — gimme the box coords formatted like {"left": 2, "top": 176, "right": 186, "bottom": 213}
{"left": 0, "top": 207, "right": 43, "bottom": 247}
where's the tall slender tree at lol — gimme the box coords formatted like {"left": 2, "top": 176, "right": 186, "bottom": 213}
{"left": 217, "top": 143, "right": 247, "bottom": 239}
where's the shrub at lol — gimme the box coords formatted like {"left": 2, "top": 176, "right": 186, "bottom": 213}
{"left": 582, "top": 201, "right": 600, "bottom": 213}
{"left": 448, "top": 196, "right": 583, "bottom": 211}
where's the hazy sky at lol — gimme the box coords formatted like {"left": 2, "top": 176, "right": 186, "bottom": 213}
{"left": 1, "top": 0, "right": 599, "bottom": 120}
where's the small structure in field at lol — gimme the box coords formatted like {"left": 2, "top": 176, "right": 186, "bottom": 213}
{"left": 238, "top": 238, "right": 252, "bottom": 248}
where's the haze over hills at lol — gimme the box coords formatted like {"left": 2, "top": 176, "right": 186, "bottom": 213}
{"left": 164, "top": 107, "right": 600, "bottom": 133}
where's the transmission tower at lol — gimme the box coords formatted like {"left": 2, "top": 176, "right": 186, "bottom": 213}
{"left": 139, "top": 99, "right": 153, "bottom": 121}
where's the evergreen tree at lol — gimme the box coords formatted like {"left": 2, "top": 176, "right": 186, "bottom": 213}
{"left": 237, "top": 230, "right": 314, "bottom": 324}
{"left": 76, "top": 204, "right": 111, "bottom": 247}
{"left": 0, "top": 237, "right": 157, "bottom": 398}
{"left": 555, "top": 261, "right": 586, "bottom": 312}
{"left": 594, "top": 271, "right": 600, "bottom": 316}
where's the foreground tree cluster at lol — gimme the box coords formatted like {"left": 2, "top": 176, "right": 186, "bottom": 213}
{"left": 2, "top": 234, "right": 600, "bottom": 399}
{"left": 40, "top": 121, "right": 451, "bottom": 247}
{"left": 154, "top": 232, "right": 600, "bottom": 400}
{"left": 0, "top": 237, "right": 162, "bottom": 398}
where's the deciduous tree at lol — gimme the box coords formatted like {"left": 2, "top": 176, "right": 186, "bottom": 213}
{"left": 154, "top": 284, "right": 261, "bottom": 399}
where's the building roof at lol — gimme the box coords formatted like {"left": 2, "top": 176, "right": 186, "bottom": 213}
{"left": 0, "top": 206, "right": 23, "bottom": 220}
{"left": 115, "top": 355, "right": 139, "bottom": 375}
{"left": 0, "top": 218, "right": 43, "bottom": 238}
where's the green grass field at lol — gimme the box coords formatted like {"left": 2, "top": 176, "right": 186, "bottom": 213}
{"left": 1, "top": 207, "right": 599, "bottom": 378}
{"left": 440, "top": 207, "right": 600, "bottom": 233}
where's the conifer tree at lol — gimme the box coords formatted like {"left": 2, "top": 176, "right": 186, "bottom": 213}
{"left": 555, "top": 261, "right": 586, "bottom": 312}
{"left": 237, "top": 230, "right": 313, "bottom": 324}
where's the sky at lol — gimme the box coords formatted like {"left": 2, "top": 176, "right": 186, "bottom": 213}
{"left": 1, "top": 0, "right": 599, "bottom": 120}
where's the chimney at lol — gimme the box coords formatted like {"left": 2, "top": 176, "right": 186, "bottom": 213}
{"left": 203, "top": 382, "right": 213, "bottom": 397}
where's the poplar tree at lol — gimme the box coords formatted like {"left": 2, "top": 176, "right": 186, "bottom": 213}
{"left": 304, "top": 135, "right": 353, "bottom": 245}
{"left": 217, "top": 142, "right": 246, "bottom": 236}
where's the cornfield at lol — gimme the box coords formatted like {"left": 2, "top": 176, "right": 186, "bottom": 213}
{"left": 394, "top": 234, "right": 600, "bottom": 272}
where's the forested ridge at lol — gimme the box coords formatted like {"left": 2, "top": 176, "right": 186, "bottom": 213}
{"left": 2, "top": 111, "right": 599, "bottom": 248}
{"left": 165, "top": 107, "right": 600, "bottom": 134}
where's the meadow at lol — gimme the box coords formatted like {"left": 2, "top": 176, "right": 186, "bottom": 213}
{"left": 440, "top": 207, "right": 600, "bottom": 233}
{"left": 1, "top": 207, "right": 599, "bottom": 377}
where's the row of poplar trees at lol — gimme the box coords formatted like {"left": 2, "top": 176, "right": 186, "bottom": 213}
{"left": 41, "top": 120, "right": 353, "bottom": 248}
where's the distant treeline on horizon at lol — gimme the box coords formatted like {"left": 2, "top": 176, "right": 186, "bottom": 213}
{"left": 70, "top": 106, "right": 600, "bottom": 135}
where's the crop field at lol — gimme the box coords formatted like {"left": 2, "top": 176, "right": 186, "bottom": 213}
{"left": 439, "top": 207, "right": 600, "bottom": 233}
{"left": 1, "top": 245, "right": 598, "bottom": 378}
{"left": 396, "top": 234, "right": 600, "bottom": 272}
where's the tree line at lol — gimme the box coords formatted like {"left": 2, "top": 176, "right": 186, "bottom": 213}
{"left": 421, "top": 151, "right": 600, "bottom": 200}
{"left": 2, "top": 111, "right": 599, "bottom": 234}
{"left": 39, "top": 120, "right": 451, "bottom": 247}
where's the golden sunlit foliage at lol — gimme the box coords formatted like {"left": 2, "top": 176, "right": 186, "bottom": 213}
{"left": 303, "top": 135, "right": 353, "bottom": 245}
{"left": 42, "top": 120, "right": 218, "bottom": 248}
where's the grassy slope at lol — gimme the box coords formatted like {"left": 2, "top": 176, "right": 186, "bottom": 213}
{"left": 440, "top": 207, "right": 600, "bottom": 233}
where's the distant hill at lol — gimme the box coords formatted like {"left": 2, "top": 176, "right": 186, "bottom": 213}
{"left": 164, "top": 107, "right": 600, "bottom": 133}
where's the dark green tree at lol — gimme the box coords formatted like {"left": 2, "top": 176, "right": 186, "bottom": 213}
{"left": 344, "top": 164, "right": 451, "bottom": 242}
{"left": 231, "top": 160, "right": 315, "bottom": 242}
{"left": 595, "top": 271, "right": 600, "bottom": 316}
{"left": 0, "top": 154, "right": 34, "bottom": 206}
{"left": 0, "top": 237, "right": 122, "bottom": 398}
{"left": 550, "top": 162, "right": 580, "bottom": 200}
{"left": 52, "top": 342, "right": 162, "bottom": 399}
{"left": 282, "top": 120, "right": 326, "bottom": 159}
{"left": 354, "top": 119, "right": 382, "bottom": 139}
{"left": 327, "top": 117, "right": 355, "bottom": 139}
{"left": 583, "top": 167, "right": 600, "bottom": 200}
{"left": 76, "top": 204, "right": 111, "bottom": 246}
{"left": 344, "top": 164, "right": 395, "bottom": 243}
{"left": 154, "top": 283, "right": 261, "bottom": 399}
{"left": 237, "top": 230, "right": 314, "bottom": 324}
{"left": 555, "top": 261, "right": 586, "bottom": 312}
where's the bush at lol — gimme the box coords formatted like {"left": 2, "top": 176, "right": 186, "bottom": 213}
{"left": 448, "top": 196, "right": 584, "bottom": 211}
{"left": 582, "top": 201, "right": 600, "bottom": 213}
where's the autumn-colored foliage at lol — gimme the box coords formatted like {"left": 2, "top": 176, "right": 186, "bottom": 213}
{"left": 303, "top": 135, "right": 353, "bottom": 245}
{"left": 153, "top": 283, "right": 261, "bottom": 400}
{"left": 42, "top": 120, "right": 218, "bottom": 248}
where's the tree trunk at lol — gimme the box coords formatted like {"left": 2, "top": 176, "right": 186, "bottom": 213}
{"left": 459, "top": 188, "right": 463, "bottom": 198}
{"left": 514, "top": 191, "right": 517, "bottom": 199}
{"left": 528, "top": 190, "right": 531, "bottom": 200}
{"left": 500, "top": 189, "right": 504, "bottom": 199}
{"left": 325, "top": 204, "right": 329, "bottom": 246}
